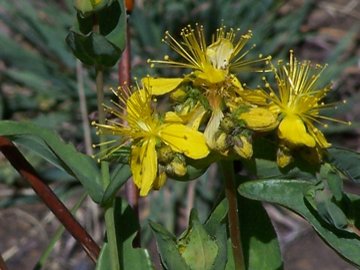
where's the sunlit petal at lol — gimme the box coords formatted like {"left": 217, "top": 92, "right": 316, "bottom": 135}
{"left": 278, "top": 115, "right": 316, "bottom": 147}
{"left": 130, "top": 138, "right": 158, "bottom": 196}
{"left": 159, "top": 124, "right": 209, "bottom": 159}
{"left": 142, "top": 77, "right": 183, "bottom": 95}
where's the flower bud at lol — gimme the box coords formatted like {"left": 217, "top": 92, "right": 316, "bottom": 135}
{"left": 214, "top": 132, "right": 229, "bottom": 153}
{"left": 166, "top": 158, "right": 187, "bottom": 177}
{"left": 153, "top": 171, "right": 167, "bottom": 190}
{"left": 233, "top": 135, "right": 253, "bottom": 159}
{"left": 157, "top": 145, "right": 175, "bottom": 164}
{"left": 74, "top": 0, "right": 109, "bottom": 15}
{"left": 277, "top": 145, "right": 293, "bottom": 168}
{"left": 170, "top": 88, "right": 187, "bottom": 102}
{"left": 220, "top": 116, "right": 235, "bottom": 133}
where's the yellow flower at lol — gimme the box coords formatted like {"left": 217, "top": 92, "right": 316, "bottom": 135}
{"left": 263, "top": 50, "right": 350, "bottom": 149}
{"left": 96, "top": 86, "right": 209, "bottom": 196}
{"left": 148, "top": 24, "right": 269, "bottom": 87}
{"left": 145, "top": 25, "right": 270, "bottom": 150}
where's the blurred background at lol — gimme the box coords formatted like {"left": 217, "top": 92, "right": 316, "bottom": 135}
{"left": 0, "top": 0, "right": 359, "bottom": 269}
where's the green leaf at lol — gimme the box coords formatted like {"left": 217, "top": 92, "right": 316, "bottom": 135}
{"left": 66, "top": 0, "right": 126, "bottom": 66}
{"left": 113, "top": 198, "right": 154, "bottom": 269}
{"left": 97, "top": 0, "right": 126, "bottom": 50}
{"left": 237, "top": 193, "right": 283, "bottom": 270}
{"left": 101, "top": 164, "right": 131, "bottom": 206}
{"left": 0, "top": 120, "right": 103, "bottom": 203}
{"left": 177, "top": 210, "right": 219, "bottom": 270}
{"left": 239, "top": 179, "right": 360, "bottom": 267}
{"left": 66, "top": 31, "right": 122, "bottom": 67}
{"left": 205, "top": 196, "right": 282, "bottom": 270}
{"left": 205, "top": 199, "right": 228, "bottom": 236}
{"left": 320, "top": 163, "right": 343, "bottom": 201}
{"left": 306, "top": 187, "right": 348, "bottom": 230}
{"left": 203, "top": 205, "right": 229, "bottom": 270}
{"left": 95, "top": 242, "right": 112, "bottom": 270}
{"left": 149, "top": 221, "right": 189, "bottom": 270}
{"left": 327, "top": 147, "right": 360, "bottom": 182}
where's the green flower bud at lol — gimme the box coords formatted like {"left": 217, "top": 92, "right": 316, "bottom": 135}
{"left": 220, "top": 116, "right": 235, "bottom": 133}
{"left": 74, "top": 0, "right": 110, "bottom": 15}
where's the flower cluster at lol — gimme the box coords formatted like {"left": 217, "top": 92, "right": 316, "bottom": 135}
{"left": 95, "top": 25, "right": 349, "bottom": 196}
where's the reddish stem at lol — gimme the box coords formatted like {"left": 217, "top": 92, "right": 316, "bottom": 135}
{"left": 0, "top": 136, "right": 100, "bottom": 263}
{"left": 118, "top": 5, "right": 141, "bottom": 248}
{"left": 0, "top": 254, "right": 8, "bottom": 270}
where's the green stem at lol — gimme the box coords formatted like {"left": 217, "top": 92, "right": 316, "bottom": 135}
{"left": 220, "top": 160, "right": 245, "bottom": 270}
{"left": 96, "top": 66, "right": 120, "bottom": 270}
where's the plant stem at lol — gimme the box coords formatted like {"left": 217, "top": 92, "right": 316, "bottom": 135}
{"left": 0, "top": 136, "right": 100, "bottom": 263}
{"left": 118, "top": 5, "right": 141, "bottom": 248}
{"left": 76, "top": 59, "right": 93, "bottom": 156}
{"left": 0, "top": 253, "right": 8, "bottom": 270}
{"left": 95, "top": 66, "right": 120, "bottom": 270}
{"left": 220, "top": 160, "right": 245, "bottom": 270}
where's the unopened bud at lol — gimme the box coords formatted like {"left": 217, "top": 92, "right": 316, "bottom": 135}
{"left": 157, "top": 145, "right": 175, "bottom": 164}
{"left": 166, "top": 158, "right": 187, "bottom": 177}
{"left": 170, "top": 88, "right": 187, "bottom": 102}
{"left": 74, "top": 0, "right": 109, "bottom": 15}
{"left": 277, "top": 145, "right": 293, "bottom": 168}
{"left": 153, "top": 171, "right": 167, "bottom": 190}
{"left": 214, "top": 132, "right": 229, "bottom": 153}
{"left": 220, "top": 116, "right": 235, "bottom": 133}
{"left": 233, "top": 135, "right": 253, "bottom": 159}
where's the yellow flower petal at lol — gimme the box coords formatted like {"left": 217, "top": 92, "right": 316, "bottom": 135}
{"left": 278, "top": 115, "right": 316, "bottom": 147}
{"left": 204, "top": 109, "right": 224, "bottom": 148}
{"left": 206, "top": 38, "right": 234, "bottom": 69}
{"left": 164, "top": 111, "right": 184, "bottom": 123}
{"left": 142, "top": 77, "right": 183, "bottom": 95}
{"left": 159, "top": 124, "right": 209, "bottom": 159}
{"left": 239, "top": 107, "right": 278, "bottom": 131}
{"left": 178, "top": 103, "right": 207, "bottom": 130}
{"left": 195, "top": 66, "right": 227, "bottom": 85}
{"left": 130, "top": 138, "right": 158, "bottom": 196}
{"left": 307, "top": 122, "right": 331, "bottom": 148}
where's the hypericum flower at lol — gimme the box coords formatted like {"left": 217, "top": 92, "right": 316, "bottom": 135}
{"left": 148, "top": 24, "right": 269, "bottom": 87}
{"left": 145, "top": 24, "right": 271, "bottom": 150}
{"left": 262, "top": 51, "right": 350, "bottom": 154}
{"left": 95, "top": 85, "right": 209, "bottom": 196}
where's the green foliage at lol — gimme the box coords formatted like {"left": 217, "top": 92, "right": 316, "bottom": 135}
{"left": 0, "top": 120, "right": 103, "bottom": 202}
{"left": 0, "top": 0, "right": 92, "bottom": 138}
{"left": 66, "top": 0, "right": 126, "bottom": 67}
{"left": 96, "top": 198, "right": 154, "bottom": 270}
{"left": 237, "top": 193, "right": 283, "bottom": 270}
{"left": 239, "top": 179, "right": 360, "bottom": 267}
{"left": 206, "top": 196, "right": 283, "bottom": 270}
{"left": 327, "top": 147, "right": 360, "bottom": 182}
{"left": 150, "top": 209, "right": 227, "bottom": 270}
{"left": 101, "top": 164, "right": 131, "bottom": 206}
